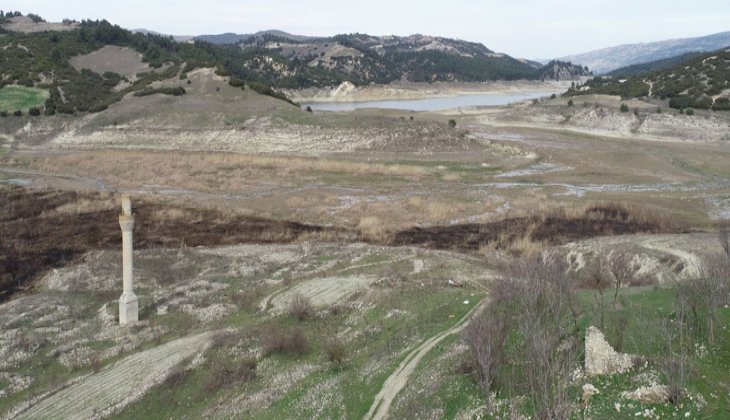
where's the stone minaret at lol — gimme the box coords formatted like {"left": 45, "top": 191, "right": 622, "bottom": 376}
{"left": 119, "top": 195, "right": 138, "bottom": 325}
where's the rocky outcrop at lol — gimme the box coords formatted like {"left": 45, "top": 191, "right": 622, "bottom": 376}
{"left": 585, "top": 326, "right": 636, "bottom": 377}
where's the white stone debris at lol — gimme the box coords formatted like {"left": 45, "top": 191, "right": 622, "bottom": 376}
{"left": 621, "top": 384, "right": 670, "bottom": 404}
{"left": 585, "top": 326, "right": 636, "bottom": 377}
{"left": 582, "top": 383, "right": 599, "bottom": 403}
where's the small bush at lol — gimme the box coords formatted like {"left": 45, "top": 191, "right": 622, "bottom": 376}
{"left": 620, "top": 103, "right": 629, "bottom": 113}
{"left": 133, "top": 86, "right": 186, "bottom": 97}
{"left": 306, "top": 105, "right": 313, "bottom": 113}
{"left": 13, "top": 110, "right": 22, "bottom": 117}
{"left": 204, "top": 358, "right": 257, "bottom": 393}
{"left": 164, "top": 366, "right": 188, "bottom": 388}
{"left": 28, "top": 107, "right": 41, "bottom": 116}
{"left": 229, "top": 78, "right": 245, "bottom": 88}
{"left": 567, "top": 99, "right": 574, "bottom": 107}
{"left": 0, "top": 111, "right": 8, "bottom": 117}
{"left": 90, "top": 355, "right": 102, "bottom": 373}
{"left": 215, "top": 67, "right": 232, "bottom": 77}
{"left": 261, "top": 326, "right": 309, "bottom": 356}
{"left": 448, "top": 119, "right": 457, "bottom": 128}
{"left": 289, "top": 293, "right": 314, "bottom": 321}
{"left": 329, "top": 304, "right": 345, "bottom": 316}
{"left": 550, "top": 93, "right": 557, "bottom": 99}
{"left": 685, "top": 108, "right": 694, "bottom": 116}
{"left": 324, "top": 338, "right": 347, "bottom": 366}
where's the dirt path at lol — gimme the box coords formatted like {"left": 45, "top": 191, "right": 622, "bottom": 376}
{"left": 641, "top": 237, "right": 703, "bottom": 278}
{"left": 9, "top": 331, "right": 213, "bottom": 420}
{"left": 363, "top": 297, "right": 487, "bottom": 420}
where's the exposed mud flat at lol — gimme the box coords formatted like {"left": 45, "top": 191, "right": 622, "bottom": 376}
{"left": 478, "top": 101, "right": 730, "bottom": 143}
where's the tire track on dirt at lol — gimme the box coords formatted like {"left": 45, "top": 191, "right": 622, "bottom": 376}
{"left": 363, "top": 297, "right": 488, "bottom": 420}
{"left": 10, "top": 331, "right": 214, "bottom": 420}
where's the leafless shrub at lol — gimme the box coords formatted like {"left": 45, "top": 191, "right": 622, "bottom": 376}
{"left": 719, "top": 221, "right": 729, "bottom": 258}
{"left": 329, "top": 304, "right": 345, "bottom": 316}
{"left": 463, "top": 253, "right": 579, "bottom": 419}
{"left": 681, "top": 253, "right": 730, "bottom": 344}
{"left": 204, "top": 358, "right": 257, "bottom": 393}
{"left": 288, "top": 293, "right": 314, "bottom": 321}
{"left": 605, "top": 252, "right": 635, "bottom": 306}
{"left": 164, "top": 366, "right": 188, "bottom": 388}
{"left": 229, "top": 286, "right": 266, "bottom": 312}
{"left": 90, "top": 355, "right": 102, "bottom": 374}
{"left": 661, "top": 287, "right": 694, "bottom": 406}
{"left": 261, "top": 325, "right": 309, "bottom": 356}
{"left": 211, "top": 330, "right": 237, "bottom": 349}
{"left": 462, "top": 311, "right": 509, "bottom": 400}
{"left": 324, "top": 338, "right": 347, "bottom": 366}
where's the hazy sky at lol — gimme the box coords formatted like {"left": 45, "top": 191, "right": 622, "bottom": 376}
{"left": 8, "top": 1, "right": 730, "bottom": 58}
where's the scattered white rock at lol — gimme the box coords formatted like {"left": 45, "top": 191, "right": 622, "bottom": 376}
{"left": 97, "top": 303, "right": 116, "bottom": 327}
{"left": 621, "top": 384, "right": 670, "bottom": 404}
{"left": 411, "top": 259, "right": 425, "bottom": 274}
{"left": 582, "top": 383, "right": 599, "bottom": 403}
{"left": 585, "top": 326, "right": 636, "bottom": 376}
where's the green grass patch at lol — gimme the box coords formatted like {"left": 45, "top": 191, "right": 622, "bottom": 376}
{"left": 0, "top": 85, "right": 48, "bottom": 113}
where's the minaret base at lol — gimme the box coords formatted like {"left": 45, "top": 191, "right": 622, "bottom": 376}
{"left": 119, "top": 291, "right": 138, "bottom": 325}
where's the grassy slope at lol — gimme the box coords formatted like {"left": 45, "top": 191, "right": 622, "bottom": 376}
{"left": 111, "top": 252, "right": 484, "bottom": 419}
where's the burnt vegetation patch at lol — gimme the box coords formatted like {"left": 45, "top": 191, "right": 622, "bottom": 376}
{"left": 0, "top": 187, "right": 348, "bottom": 301}
{"left": 392, "top": 204, "right": 683, "bottom": 252}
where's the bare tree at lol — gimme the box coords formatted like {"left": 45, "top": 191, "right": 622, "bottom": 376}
{"left": 605, "top": 252, "right": 635, "bottom": 306}
{"left": 662, "top": 284, "right": 694, "bottom": 406}
{"left": 464, "top": 253, "right": 578, "bottom": 419}
{"left": 693, "top": 253, "right": 730, "bottom": 344}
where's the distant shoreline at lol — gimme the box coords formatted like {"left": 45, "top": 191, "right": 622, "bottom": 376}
{"left": 287, "top": 80, "right": 577, "bottom": 103}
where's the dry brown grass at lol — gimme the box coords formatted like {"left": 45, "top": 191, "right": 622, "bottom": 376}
{"left": 48, "top": 197, "right": 116, "bottom": 215}
{"left": 358, "top": 216, "right": 387, "bottom": 241}
{"left": 30, "top": 151, "right": 428, "bottom": 193}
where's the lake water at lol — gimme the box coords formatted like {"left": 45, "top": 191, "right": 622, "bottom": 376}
{"left": 302, "top": 92, "right": 554, "bottom": 112}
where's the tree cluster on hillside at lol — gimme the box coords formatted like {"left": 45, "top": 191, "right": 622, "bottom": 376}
{"left": 606, "top": 52, "right": 705, "bottom": 78}
{"left": 569, "top": 49, "right": 730, "bottom": 111}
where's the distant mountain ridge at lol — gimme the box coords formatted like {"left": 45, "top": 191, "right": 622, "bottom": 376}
{"left": 559, "top": 31, "right": 730, "bottom": 74}
{"left": 195, "top": 30, "right": 316, "bottom": 44}
{"left": 130, "top": 28, "right": 590, "bottom": 84}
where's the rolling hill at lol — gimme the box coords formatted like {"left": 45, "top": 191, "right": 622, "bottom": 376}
{"left": 559, "top": 31, "right": 730, "bottom": 74}
{"left": 569, "top": 48, "right": 730, "bottom": 111}
{"left": 0, "top": 11, "right": 589, "bottom": 116}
